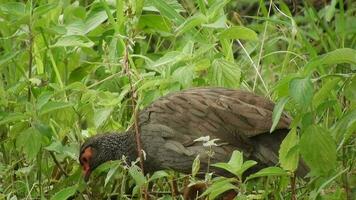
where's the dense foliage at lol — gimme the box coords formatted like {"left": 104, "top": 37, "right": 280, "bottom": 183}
{"left": 0, "top": 0, "right": 355, "bottom": 199}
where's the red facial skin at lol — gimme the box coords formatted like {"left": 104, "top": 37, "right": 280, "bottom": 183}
{"left": 80, "top": 147, "right": 93, "bottom": 182}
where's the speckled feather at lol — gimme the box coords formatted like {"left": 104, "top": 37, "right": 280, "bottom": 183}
{"left": 81, "top": 88, "right": 307, "bottom": 177}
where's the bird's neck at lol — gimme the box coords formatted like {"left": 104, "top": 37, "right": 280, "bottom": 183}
{"left": 99, "top": 132, "right": 138, "bottom": 164}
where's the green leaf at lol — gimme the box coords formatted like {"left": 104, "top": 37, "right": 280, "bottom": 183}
{"left": 93, "top": 108, "right": 113, "bottom": 128}
{"left": 279, "top": 128, "right": 299, "bottom": 172}
{"left": 209, "top": 59, "right": 241, "bottom": 88}
{"left": 0, "top": 51, "right": 20, "bottom": 67}
{"left": 104, "top": 165, "right": 119, "bottom": 187}
{"left": 128, "top": 165, "right": 146, "bottom": 187}
{"left": 33, "top": 3, "right": 57, "bottom": 18}
{"left": 52, "top": 35, "right": 94, "bottom": 48}
{"left": 16, "top": 127, "right": 43, "bottom": 160}
{"left": 300, "top": 125, "right": 337, "bottom": 175}
{"left": 149, "top": 170, "right": 169, "bottom": 181}
{"left": 175, "top": 14, "right": 206, "bottom": 36}
{"left": 192, "top": 155, "right": 200, "bottom": 177}
{"left": 313, "top": 78, "right": 341, "bottom": 109}
{"left": 303, "top": 48, "right": 356, "bottom": 75}
{"left": 39, "top": 101, "right": 74, "bottom": 116}
{"left": 84, "top": 9, "right": 108, "bottom": 34}
{"left": 50, "top": 186, "right": 77, "bottom": 200}
{"left": 150, "top": 0, "right": 185, "bottom": 24}
{"left": 218, "top": 26, "right": 258, "bottom": 41}
{"left": 332, "top": 110, "right": 356, "bottom": 144}
{"left": 172, "top": 66, "right": 194, "bottom": 87}
{"left": 289, "top": 77, "right": 313, "bottom": 109}
{"left": 246, "top": 167, "right": 288, "bottom": 181}
{"left": 270, "top": 97, "right": 289, "bottom": 132}
{"left": 0, "top": 112, "right": 28, "bottom": 126}
{"left": 138, "top": 14, "right": 172, "bottom": 33}
{"left": 202, "top": 179, "right": 236, "bottom": 200}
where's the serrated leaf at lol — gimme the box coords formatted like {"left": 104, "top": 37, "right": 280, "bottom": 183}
{"left": 209, "top": 59, "right": 241, "bottom": 88}
{"left": 279, "top": 128, "right": 299, "bottom": 172}
{"left": 219, "top": 26, "right": 258, "bottom": 41}
{"left": 300, "top": 125, "right": 337, "bottom": 175}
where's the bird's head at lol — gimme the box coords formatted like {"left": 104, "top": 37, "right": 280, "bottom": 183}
{"left": 79, "top": 133, "right": 134, "bottom": 181}
{"left": 79, "top": 137, "right": 107, "bottom": 182}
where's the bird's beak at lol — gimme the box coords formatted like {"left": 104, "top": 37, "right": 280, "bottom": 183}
{"left": 83, "top": 169, "right": 91, "bottom": 182}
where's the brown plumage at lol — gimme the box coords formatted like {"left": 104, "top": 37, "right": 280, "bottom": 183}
{"left": 79, "top": 88, "right": 307, "bottom": 181}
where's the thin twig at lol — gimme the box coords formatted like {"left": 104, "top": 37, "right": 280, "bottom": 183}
{"left": 237, "top": 40, "right": 269, "bottom": 96}
{"left": 27, "top": 6, "right": 34, "bottom": 102}
{"left": 122, "top": 39, "right": 148, "bottom": 200}
{"left": 49, "top": 151, "right": 69, "bottom": 177}
{"left": 253, "top": 0, "right": 272, "bottom": 91}
{"left": 290, "top": 174, "right": 296, "bottom": 200}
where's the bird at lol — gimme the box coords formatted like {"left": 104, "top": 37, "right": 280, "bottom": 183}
{"left": 79, "top": 87, "right": 307, "bottom": 182}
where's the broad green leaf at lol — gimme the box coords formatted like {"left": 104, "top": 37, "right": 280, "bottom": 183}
{"left": 105, "top": 165, "right": 119, "bottom": 187}
{"left": 0, "top": 51, "right": 20, "bottom": 67}
{"left": 332, "top": 110, "right": 356, "bottom": 144}
{"left": 303, "top": 48, "right": 356, "bottom": 75}
{"left": 313, "top": 78, "right": 341, "bottom": 109}
{"left": 172, "top": 66, "right": 194, "bottom": 87}
{"left": 0, "top": 112, "right": 28, "bottom": 126}
{"left": 289, "top": 77, "right": 313, "bottom": 109}
{"left": 175, "top": 14, "right": 206, "bottom": 36}
{"left": 33, "top": 3, "right": 57, "bottom": 18}
{"left": 50, "top": 186, "right": 77, "bottom": 200}
{"left": 344, "top": 75, "right": 356, "bottom": 102}
{"left": 0, "top": 2, "right": 26, "bottom": 17}
{"left": 279, "top": 128, "right": 299, "bottom": 172}
{"left": 150, "top": 0, "right": 185, "bottom": 24}
{"left": 300, "top": 125, "right": 337, "bottom": 175}
{"left": 227, "top": 150, "right": 243, "bottom": 169}
{"left": 84, "top": 9, "right": 108, "bottom": 34}
{"left": 149, "top": 170, "right": 169, "bottom": 181}
{"left": 246, "top": 167, "right": 288, "bottom": 181}
{"left": 16, "top": 127, "right": 43, "bottom": 160}
{"left": 202, "top": 179, "right": 236, "bottom": 200}
{"left": 270, "top": 97, "right": 289, "bottom": 133}
{"left": 93, "top": 108, "right": 113, "bottom": 128}
{"left": 202, "top": 15, "right": 226, "bottom": 29}
{"left": 52, "top": 35, "right": 94, "bottom": 48}
{"left": 39, "top": 101, "right": 74, "bottom": 116}
{"left": 128, "top": 165, "right": 146, "bottom": 186}
{"left": 209, "top": 59, "right": 241, "bottom": 88}
{"left": 138, "top": 14, "right": 172, "bottom": 33}
{"left": 219, "top": 26, "right": 258, "bottom": 41}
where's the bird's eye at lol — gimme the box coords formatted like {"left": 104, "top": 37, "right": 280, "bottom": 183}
{"left": 82, "top": 157, "right": 87, "bottom": 163}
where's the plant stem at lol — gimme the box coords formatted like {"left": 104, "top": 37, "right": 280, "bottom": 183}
{"left": 290, "top": 174, "right": 296, "bottom": 200}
